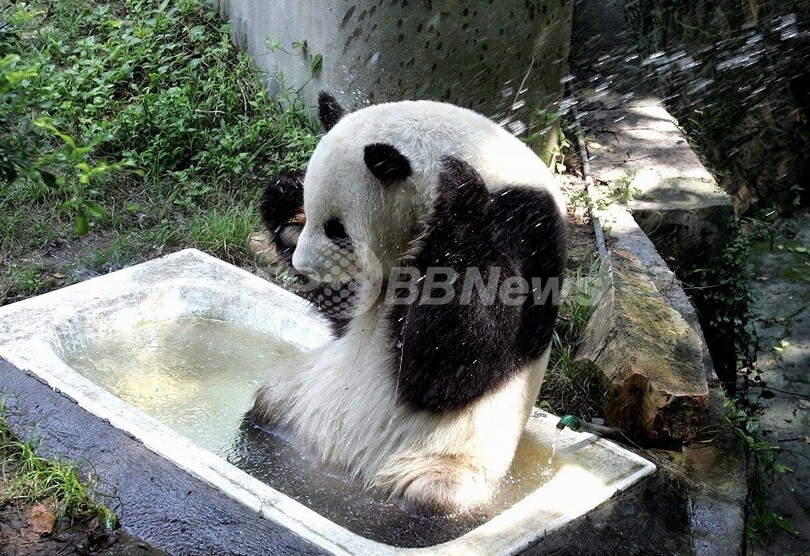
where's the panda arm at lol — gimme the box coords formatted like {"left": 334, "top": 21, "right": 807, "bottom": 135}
{"left": 494, "top": 187, "right": 567, "bottom": 362}
{"left": 259, "top": 171, "right": 305, "bottom": 263}
{"left": 260, "top": 172, "right": 354, "bottom": 336}
{"left": 388, "top": 157, "right": 526, "bottom": 412}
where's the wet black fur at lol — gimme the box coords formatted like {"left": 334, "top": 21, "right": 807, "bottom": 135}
{"left": 387, "top": 157, "right": 567, "bottom": 412}
{"left": 318, "top": 91, "right": 346, "bottom": 131}
{"left": 259, "top": 171, "right": 305, "bottom": 264}
{"left": 259, "top": 171, "right": 353, "bottom": 337}
{"left": 364, "top": 143, "right": 413, "bottom": 182}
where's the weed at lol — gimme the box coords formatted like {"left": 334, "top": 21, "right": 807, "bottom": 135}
{"left": 0, "top": 0, "right": 319, "bottom": 304}
{"left": 2, "top": 264, "right": 46, "bottom": 303}
{"left": 608, "top": 174, "right": 641, "bottom": 205}
{"left": 0, "top": 398, "right": 116, "bottom": 528}
{"left": 88, "top": 236, "right": 138, "bottom": 273}
{"left": 569, "top": 189, "right": 595, "bottom": 212}
{"left": 680, "top": 215, "right": 800, "bottom": 548}
{"left": 265, "top": 36, "right": 324, "bottom": 89}
{"left": 539, "top": 254, "right": 608, "bottom": 419}
{"left": 183, "top": 206, "right": 261, "bottom": 263}
{"left": 722, "top": 396, "right": 797, "bottom": 547}
{"left": 522, "top": 108, "right": 572, "bottom": 170}
{"left": 680, "top": 219, "right": 756, "bottom": 386}
{"left": 549, "top": 129, "right": 573, "bottom": 175}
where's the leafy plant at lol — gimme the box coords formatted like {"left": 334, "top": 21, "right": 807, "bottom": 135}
{"left": 522, "top": 108, "right": 572, "bottom": 171}
{"left": 681, "top": 219, "right": 756, "bottom": 385}
{"left": 0, "top": 0, "right": 319, "bottom": 303}
{"left": 539, "top": 255, "right": 608, "bottom": 419}
{"left": 550, "top": 129, "right": 572, "bottom": 175}
{"left": 0, "top": 50, "right": 37, "bottom": 185}
{"left": 722, "top": 396, "right": 797, "bottom": 547}
{"left": 608, "top": 174, "right": 640, "bottom": 205}
{"left": 266, "top": 35, "right": 324, "bottom": 91}
{"left": 33, "top": 118, "right": 140, "bottom": 235}
{"left": 679, "top": 216, "right": 799, "bottom": 548}
{"left": 569, "top": 190, "right": 596, "bottom": 212}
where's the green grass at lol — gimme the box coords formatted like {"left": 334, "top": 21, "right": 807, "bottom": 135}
{"left": 538, "top": 254, "right": 608, "bottom": 419}
{"left": 0, "top": 0, "right": 319, "bottom": 304}
{"left": 1, "top": 399, "right": 116, "bottom": 528}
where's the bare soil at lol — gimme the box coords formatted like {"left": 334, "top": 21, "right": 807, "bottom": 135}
{"left": 0, "top": 499, "right": 166, "bottom": 556}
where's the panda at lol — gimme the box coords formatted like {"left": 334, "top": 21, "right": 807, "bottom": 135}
{"left": 251, "top": 92, "right": 567, "bottom": 516}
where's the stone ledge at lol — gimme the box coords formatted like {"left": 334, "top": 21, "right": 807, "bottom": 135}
{"left": 574, "top": 249, "right": 709, "bottom": 441}
{"left": 582, "top": 103, "right": 735, "bottom": 265}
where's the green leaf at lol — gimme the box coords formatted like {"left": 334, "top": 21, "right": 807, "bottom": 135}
{"left": 57, "top": 198, "right": 76, "bottom": 212}
{"left": 311, "top": 53, "right": 323, "bottom": 74}
{"left": 83, "top": 201, "right": 107, "bottom": 220}
{"left": 774, "top": 515, "right": 799, "bottom": 534}
{"left": 774, "top": 463, "right": 794, "bottom": 474}
{"left": 98, "top": 507, "right": 117, "bottom": 531}
{"left": 188, "top": 25, "right": 206, "bottom": 41}
{"left": 72, "top": 146, "right": 94, "bottom": 160}
{"left": 75, "top": 213, "right": 89, "bottom": 236}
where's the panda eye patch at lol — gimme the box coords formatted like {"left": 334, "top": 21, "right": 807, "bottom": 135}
{"left": 324, "top": 218, "right": 350, "bottom": 244}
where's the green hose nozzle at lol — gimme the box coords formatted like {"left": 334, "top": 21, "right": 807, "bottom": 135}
{"left": 556, "top": 414, "right": 625, "bottom": 438}
{"left": 556, "top": 414, "right": 581, "bottom": 431}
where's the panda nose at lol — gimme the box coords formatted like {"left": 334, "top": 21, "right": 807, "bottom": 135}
{"left": 291, "top": 231, "right": 320, "bottom": 277}
{"left": 291, "top": 249, "right": 314, "bottom": 276}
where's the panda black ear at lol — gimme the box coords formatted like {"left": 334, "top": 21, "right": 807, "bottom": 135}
{"left": 364, "top": 143, "right": 413, "bottom": 182}
{"left": 318, "top": 91, "right": 346, "bottom": 132}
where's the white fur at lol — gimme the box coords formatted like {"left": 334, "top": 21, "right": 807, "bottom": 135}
{"left": 257, "top": 100, "right": 563, "bottom": 513}
{"left": 254, "top": 301, "right": 551, "bottom": 512}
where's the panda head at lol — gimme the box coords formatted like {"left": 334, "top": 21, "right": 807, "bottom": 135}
{"left": 292, "top": 92, "right": 430, "bottom": 284}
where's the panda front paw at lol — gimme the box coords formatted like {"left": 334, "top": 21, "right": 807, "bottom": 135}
{"left": 260, "top": 171, "right": 306, "bottom": 261}
{"left": 260, "top": 171, "right": 305, "bottom": 230}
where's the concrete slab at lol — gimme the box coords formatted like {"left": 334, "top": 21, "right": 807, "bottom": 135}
{"left": 746, "top": 213, "right": 810, "bottom": 555}
{"left": 581, "top": 104, "right": 735, "bottom": 265}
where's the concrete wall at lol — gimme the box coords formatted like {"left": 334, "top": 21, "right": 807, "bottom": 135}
{"left": 218, "top": 0, "right": 573, "bottom": 158}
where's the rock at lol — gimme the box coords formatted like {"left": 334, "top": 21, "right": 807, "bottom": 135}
{"left": 27, "top": 502, "right": 55, "bottom": 536}
{"left": 574, "top": 249, "right": 709, "bottom": 441}
{"left": 248, "top": 231, "right": 282, "bottom": 271}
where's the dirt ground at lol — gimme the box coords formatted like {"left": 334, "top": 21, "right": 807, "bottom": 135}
{"left": 0, "top": 504, "right": 158, "bottom": 556}
{"left": 0, "top": 459, "right": 166, "bottom": 556}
